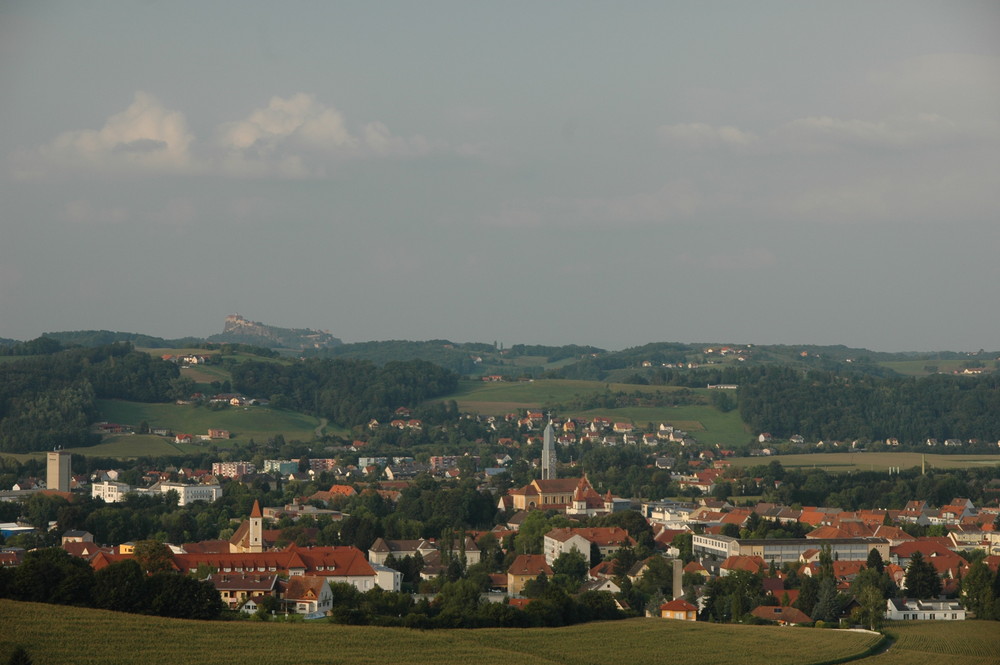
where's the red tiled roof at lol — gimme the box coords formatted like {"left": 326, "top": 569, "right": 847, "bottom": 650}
{"left": 750, "top": 605, "right": 812, "bottom": 624}
{"left": 508, "top": 554, "right": 552, "bottom": 577}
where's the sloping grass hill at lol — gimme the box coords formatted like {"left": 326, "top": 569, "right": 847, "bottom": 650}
{"left": 0, "top": 600, "right": 882, "bottom": 665}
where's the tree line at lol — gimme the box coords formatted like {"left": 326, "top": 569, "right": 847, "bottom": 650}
{"left": 231, "top": 358, "right": 458, "bottom": 427}
{"left": 0, "top": 546, "right": 223, "bottom": 620}
{"left": 738, "top": 367, "right": 1000, "bottom": 444}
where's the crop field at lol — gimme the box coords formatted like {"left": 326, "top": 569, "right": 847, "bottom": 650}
{"left": 0, "top": 600, "right": 882, "bottom": 665}
{"left": 179, "top": 363, "right": 233, "bottom": 384}
{"left": 867, "top": 621, "right": 1000, "bottom": 665}
{"left": 726, "top": 451, "right": 1000, "bottom": 473}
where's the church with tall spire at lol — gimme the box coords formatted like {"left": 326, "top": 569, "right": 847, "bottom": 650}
{"left": 541, "top": 418, "right": 557, "bottom": 480}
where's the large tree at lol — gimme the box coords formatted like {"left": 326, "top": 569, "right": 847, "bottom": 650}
{"left": 961, "top": 560, "right": 996, "bottom": 620}
{"left": 904, "top": 551, "right": 942, "bottom": 599}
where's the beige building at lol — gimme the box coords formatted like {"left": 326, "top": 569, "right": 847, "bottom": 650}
{"left": 507, "top": 554, "right": 552, "bottom": 596}
{"left": 47, "top": 451, "right": 72, "bottom": 492}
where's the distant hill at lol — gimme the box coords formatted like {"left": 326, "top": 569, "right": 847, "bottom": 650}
{"left": 207, "top": 314, "right": 342, "bottom": 350}
{"left": 311, "top": 339, "right": 500, "bottom": 374}
{"left": 37, "top": 330, "right": 203, "bottom": 348}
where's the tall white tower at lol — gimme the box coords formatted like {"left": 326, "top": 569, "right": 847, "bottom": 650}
{"left": 541, "top": 420, "right": 556, "bottom": 480}
{"left": 47, "top": 450, "right": 72, "bottom": 492}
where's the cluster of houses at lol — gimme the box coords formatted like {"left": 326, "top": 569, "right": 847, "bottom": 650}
{"left": 54, "top": 501, "right": 400, "bottom": 617}
{"left": 5, "top": 471, "right": 998, "bottom": 624}
{"left": 490, "top": 495, "right": 997, "bottom": 623}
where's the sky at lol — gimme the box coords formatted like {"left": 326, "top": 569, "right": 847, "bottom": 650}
{"left": 1, "top": 2, "right": 998, "bottom": 352}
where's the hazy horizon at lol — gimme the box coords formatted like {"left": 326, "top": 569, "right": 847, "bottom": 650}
{"left": 3, "top": 3, "right": 998, "bottom": 353}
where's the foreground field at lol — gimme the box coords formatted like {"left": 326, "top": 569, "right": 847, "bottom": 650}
{"left": 0, "top": 600, "right": 881, "bottom": 665}
{"left": 868, "top": 621, "right": 1000, "bottom": 665}
{"left": 727, "top": 452, "right": 1000, "bottom": 473}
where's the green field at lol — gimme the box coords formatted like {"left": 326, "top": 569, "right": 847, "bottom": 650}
{"left": 727, "top": 451, "right": 1000, "bottom": 473}
{"left": 868, "top": 621, "right": 1000, "bottom": 665}
{"left": 97, "top": 399, "right": 324, "bottom": 440}
{"left": 444, "top": 380, "right": 750, "bottom": 447}
{"left": 0, "top": 600, "right": 883, "bottom": 665}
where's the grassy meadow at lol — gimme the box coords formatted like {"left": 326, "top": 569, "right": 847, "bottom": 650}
{"left": 0, "top": 600, "right": 884, "bottom": 665}
{"left": 726, "top": 451, "right": 1000, "bottom": 473}
{"left": 96, "top": 399, "right": 324, "bottom": 442}
{"left": 443, "top": 379, "right": 750, "bottom": 447}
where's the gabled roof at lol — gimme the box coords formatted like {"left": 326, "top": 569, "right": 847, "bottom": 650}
{"left": 173, "top": 545, "right": 375, "bottom": 578}
{"left": 683, "top": 561, "right": 707, "bottom": 575}
{"left": 721, "top": 555, "right": 766, "bottom": 573}
{"left": 660, "top": 599, "right": 697, "bottom": 612}
{"left": 508, "top": 554, "right": 552, "bottom": 577}
{"left": 283, "top": 575, "right": 327, "bottom": 601}
{"left": 545, "top": 526, "right": 635, "bottom": 548}
{"left": 750, "top": 605, "right": 812, "bottom": 624}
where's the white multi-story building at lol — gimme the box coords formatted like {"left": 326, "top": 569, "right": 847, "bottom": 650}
{"left": 693, "top": 534, "right": 890, "bottom": 566}
{"left": 91, "top": 480, "right": 133, "bottom": 503}
{"left": 157, "top": 482, "right": 222, "bottom": 506}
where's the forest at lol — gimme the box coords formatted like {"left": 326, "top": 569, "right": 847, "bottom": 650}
{"left": 230, "top": 357, "right": 458, "bottom": 426}
{"left": 738, "top": 367, "right": 1000, "bottom": 445}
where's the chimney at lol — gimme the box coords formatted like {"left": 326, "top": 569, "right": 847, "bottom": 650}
{"left": 673, "top": 558, "right": 683, "bottom": 600}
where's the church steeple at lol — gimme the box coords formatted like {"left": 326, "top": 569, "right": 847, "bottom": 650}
{"left": 249, "top": 499, "right": 263, "bottom": 553}
{"left": 541, "top": 419, "right": 556, "bottom": 480}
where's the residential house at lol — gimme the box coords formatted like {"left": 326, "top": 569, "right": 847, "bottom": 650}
{"left": 208, "top": 573, "right": 280, "bottom": 610}
{"left": 544, "top": 527, "right": 636, "bottom": 566}
{"left": 283, "top": 575, "right": 333, "bottom": 615}
{"left": 507, "top": 554, "right": 553, "bottom": 596}
{"left": 886, "top": 598, "right": 966, "bottom": 621}
{"left": 660, "top": 599, "right": 698, "bottom": 621}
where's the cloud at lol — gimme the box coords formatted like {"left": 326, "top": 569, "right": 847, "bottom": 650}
{"left": 772, "top": 113, "right": 978, "bottom": 152}
{"left": 13, "top": 91, "right": 447, "bottom": 180}
{"left": 17, "top": 92, "right": 195, "bottom": 177}
{"left": 656, "top": 122, "right": 759, "bottom": 149}
{"left": 217, "top": 93, "right": 434, "bottom": 176}
{"left": 218, "top": 93, "right": 357, "bottom": 154}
